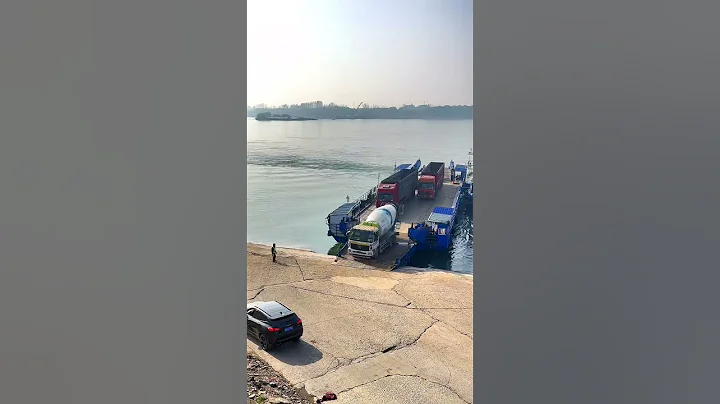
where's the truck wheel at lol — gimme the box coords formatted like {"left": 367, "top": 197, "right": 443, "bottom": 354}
{"left": 373, "top": 248, "right": 379, "bottom": 259}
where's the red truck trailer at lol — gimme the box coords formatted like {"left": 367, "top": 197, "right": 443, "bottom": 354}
{"left": 376, "top": 167, "right": 419, "bottom": 207}
{"left": 417, "top": 162, "right": 445, "bottom": 199}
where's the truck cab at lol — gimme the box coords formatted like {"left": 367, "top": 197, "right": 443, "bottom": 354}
{"left": 417, "top": 162, "right": 445, "bottom": 199}
{"left": 376, "top": 184, "right": 399, "bottom": 207}
{"left": 347, "top": 224, "right": 381, "bottom": 258}
{"left": 417, "top": 176, "right": 437, "bottom": 198}
{"left": 376, "top": 166, "right": 419, "bottom": 208}
{"left": 346, "top": 204, "right": 399, "bottom": 259}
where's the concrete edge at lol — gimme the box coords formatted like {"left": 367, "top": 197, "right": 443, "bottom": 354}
{"left": 247, "top": 243, "right": 473, "bottom": 279}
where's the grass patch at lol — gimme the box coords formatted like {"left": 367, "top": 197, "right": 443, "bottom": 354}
{"left": 327, "top": 242, "right": 345, "bottom": 256}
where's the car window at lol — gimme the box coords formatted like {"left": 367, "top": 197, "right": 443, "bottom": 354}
{"left": 273, "top": 313, "right": 296, "bottom": 323}
{"left": 251, "top": 311, "right": 267, "bottom": 321}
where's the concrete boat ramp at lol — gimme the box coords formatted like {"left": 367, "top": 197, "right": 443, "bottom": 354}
{"left": 246, "top": 243, "right": 474, "bottom": 403}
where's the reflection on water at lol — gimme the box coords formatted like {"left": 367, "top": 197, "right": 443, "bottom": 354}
{"left": 408, "top": 199, "right": 473, "bottom": 274}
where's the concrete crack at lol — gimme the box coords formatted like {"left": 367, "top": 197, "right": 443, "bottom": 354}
{"left": 392, "top": 280, "right": 472, "bottom": 311}
{"left": 381, "top": 344, "right": 397, "bottom": 353}
{"left": 441, "top": 323, "right": 473, "bottom": 340}
{"left": 415, "top": 309, "right": 473, "bottom": 339}
{"left": 389, "top": 288, "right": 474, "bottom": 341}
{"left": 294, "top": 257, "right": 306, "bottom": 281}
{"left": 349, "top": 351, "right": 384, "bottom": 365}
{"left": 391, "top": 281, "right": 408, "bottom": 300}
{"left": 413, "top": 306, "right": 472, "bottom": 310}
{"left": 301, "top": 321, "right": 439, "bottom": 384}
{"left": 402, "top": 319, "right": 438, "bottom": 349}
{"left": 392, "top": 284, "right": 461, "bottom": 310}
{"left": 298, "top": 355, "right": 343, "bottom": 384}
{"left": 334, "top": 374, "right": 469, "bottom": 404}
{"left": 290, "top": 285, "right": 410, "bottom": 308}
{"left": 335, "top": 374, "right": 395, "bottom": 395}
{"left": 249, "top": 279, "right": 306, "bottom": 291}
{"left": 335, "top": 356, "right": 353, "bottom": 367}
{"left": 344, "top": 318, "right": 439, "bottom": 367}
{"left": 247, "top": 287, "right": 265, "bottom": 300}
{"left": 413, "top": 375, "right": 470, "bottom": 404}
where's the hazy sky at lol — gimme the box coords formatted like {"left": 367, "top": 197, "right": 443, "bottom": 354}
{"left": 247, "top": 0, "right": 473, "bottom": 107}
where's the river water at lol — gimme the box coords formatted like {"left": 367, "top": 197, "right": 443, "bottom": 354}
{"left": 247, "top": 118, "right": 474, "bottom": 274}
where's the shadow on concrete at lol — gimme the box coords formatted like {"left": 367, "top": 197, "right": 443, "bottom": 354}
{"left": 394, "top": 266, "right": 455, "bottom": 275}
{"left": 268, "top": 339, "right": 324, "bottom": 365}
{"left": 247, "top": 337, "right": 324, "bottom": 366}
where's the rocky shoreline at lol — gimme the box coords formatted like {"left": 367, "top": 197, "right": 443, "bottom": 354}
{"left": 247, "top": 353, "right": 315, "bottom": 404}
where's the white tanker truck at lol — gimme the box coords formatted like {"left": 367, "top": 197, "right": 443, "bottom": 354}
{"left": 347, "top": 204, "right": 399, "bottom": 259}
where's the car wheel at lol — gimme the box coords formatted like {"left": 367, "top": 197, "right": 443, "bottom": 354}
{"left": 259, "top": 334, "right": 270, "bottom": 351}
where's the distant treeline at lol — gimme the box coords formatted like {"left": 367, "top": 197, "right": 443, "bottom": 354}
{"left": 247, "top": 103, "right": 473, "bottom": 120}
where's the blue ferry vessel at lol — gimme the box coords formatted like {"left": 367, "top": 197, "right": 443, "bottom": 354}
{"left": 325, "top": 149, "right": 473, "bottom": 269}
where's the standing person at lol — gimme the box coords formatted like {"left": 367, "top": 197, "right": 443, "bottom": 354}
{"left": 271, "top": 243, "right": 277, "bottom": 263}
{"left": 450, "top": 159, "right": 455, "bottom": 182}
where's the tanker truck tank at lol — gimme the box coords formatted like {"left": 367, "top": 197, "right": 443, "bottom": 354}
{"left": 363, "top": 204, "right": 397, "bottom": 236}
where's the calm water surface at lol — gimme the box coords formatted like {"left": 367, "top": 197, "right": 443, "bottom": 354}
{"left": 247, "top": 118, "right": 474, "bottom": 273}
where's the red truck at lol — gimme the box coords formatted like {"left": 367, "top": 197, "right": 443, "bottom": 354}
{"left": 417, "top": 162, "right": 445, "bottom": 199}
{"left": 376, "top": 167, "right": 419, "bottom": 207}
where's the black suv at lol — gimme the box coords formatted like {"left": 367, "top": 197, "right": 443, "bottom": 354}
{"left": 247, "top": 301, "right": 303, "bottom": 351}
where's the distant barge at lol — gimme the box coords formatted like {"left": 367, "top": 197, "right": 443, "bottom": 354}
{"left": 255, "top": 112, "right": 317, "bottom": 121}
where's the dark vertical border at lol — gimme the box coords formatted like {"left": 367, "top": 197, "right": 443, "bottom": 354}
{"left": 0, "top": 1, "right": 247, "bottom": 403}
{"left": 240, "top": 1, "right": 250, "bottom": 398}
{"left": 474, "top": 0, "right": 720, "bottom": 403}
{"left": 472, "top": 3, "right": 481, "bottom": 404}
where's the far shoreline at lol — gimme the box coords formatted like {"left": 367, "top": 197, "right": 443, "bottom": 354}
{"left": 247, "top": 117, "right": 473, "bottom": 121}
{"left": 247, "top": 104, "right": 473, "bottom": 121}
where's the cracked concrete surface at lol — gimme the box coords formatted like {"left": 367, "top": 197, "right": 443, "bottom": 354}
{"left": 333, "top": 375, "right": 469, "bottom": 404}
{"left": 293, "top": 280, "right": 411, "bottom": 307}
{"left": 246, "top": 244, "right": 473, "bottom": 403}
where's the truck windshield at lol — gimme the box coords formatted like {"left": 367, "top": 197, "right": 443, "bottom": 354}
{"left": 377, "top": 193, "right": 393, "bottom": 201}
{"left": 419, "top": 183, "right": 434, "bottom": 189}
{"left": 348, "top": 229, "right": 375, "bottom": 243}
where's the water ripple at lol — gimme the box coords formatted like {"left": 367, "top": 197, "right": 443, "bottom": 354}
{"left": 247, "top": 153, "right": 387, "bottom": 173}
